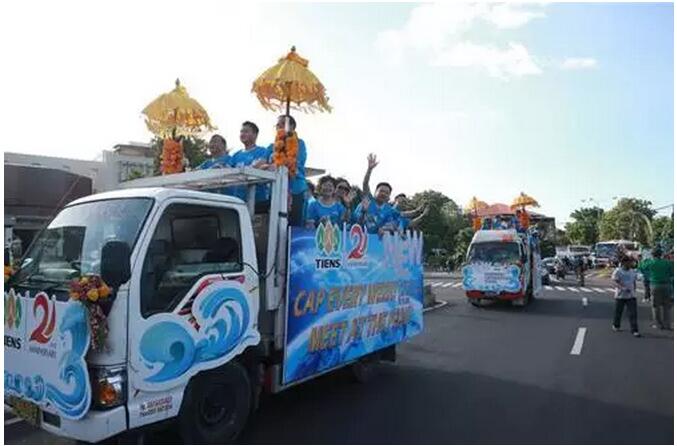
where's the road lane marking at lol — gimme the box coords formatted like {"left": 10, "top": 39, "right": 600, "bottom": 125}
{"left": 567, "top": 287, "right": 580, "bottom": 292}
{"left": 430, "top": 282, "right": 442, "bottom": 287}
{"left": 580, "top": 287, "right": 592, "bottom": 292}
{"left": 605, "top": 288, "right": 616, "bottom": 292}
{"left": 442, "top": 283, "right": 453, "bottom": 288}
{"left": 555, "top": 286, "right": 566, "bottom": 291}
{"left": 593, "top": 288, "right": 606, "bottom": 293}
{"left": 453, "top": 282, "right": 463, "bottom": 288}
{"left": 570, "top": 327, "right": 587, "bottom": 355}
{"left": 545, "top": 285, "right": 553, "bottom": 290}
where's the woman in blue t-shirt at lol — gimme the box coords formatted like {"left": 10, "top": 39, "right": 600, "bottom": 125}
{"left": 305, "top": 176, "right": 348, "bottom": 228}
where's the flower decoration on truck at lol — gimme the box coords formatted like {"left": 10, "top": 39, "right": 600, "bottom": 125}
{"left": 68, "top": 275, "right": 112, "bottom": 352}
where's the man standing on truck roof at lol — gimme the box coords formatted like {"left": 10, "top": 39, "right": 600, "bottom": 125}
{"left": 228, "top": 121, "right": 273, "bottom": 210}
{"left": 262, "top": 115, "right": 308, "bottom": 226}
{"left": 197, "top": 134, "right": 230, "bottom": 169}
{"left": 639, "top": 247, "right": 674, "bottom": 330}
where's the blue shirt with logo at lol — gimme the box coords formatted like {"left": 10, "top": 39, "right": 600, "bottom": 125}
{"left": 353, "top": 197, "right": 400, "bottom": 234}
{"left": 197, "top": 154, "right": 231, "bottom": 170}
{"left": 306, "top": 199, "right": 346, "bottom": 226}
{"left": 227, "top": 145, "right": 273, "bottom": 202}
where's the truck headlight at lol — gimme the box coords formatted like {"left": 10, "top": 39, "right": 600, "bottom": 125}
{"left": 90, "top": 367, "right": 127, "bottom": 409}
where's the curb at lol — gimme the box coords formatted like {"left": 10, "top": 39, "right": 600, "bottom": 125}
{"left": 423, "top": 300, "right": 448, "bottom": 313}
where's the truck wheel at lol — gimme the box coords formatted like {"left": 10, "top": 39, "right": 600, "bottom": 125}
{"left": 178, "top": 362, "right": 252, "bottom": 444}
{"left": 469, "top": 299, "right": 482, "bottom": 307}
{"left": 351, "top": 354, "right": 378, "bottom": 383}
{"left": 512, "top": 297, "right": 526, "bottom": 307}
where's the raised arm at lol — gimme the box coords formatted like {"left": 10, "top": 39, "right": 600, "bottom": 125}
{"left": 408, "top": 206, "right": 430, "bottom": 228}
{"left": 362, "top": 153, "right": 378, "bottom": 197}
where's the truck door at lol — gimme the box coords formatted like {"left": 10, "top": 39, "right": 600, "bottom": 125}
{"left": 125, "top": 199, "right": 260, "bottom": 429}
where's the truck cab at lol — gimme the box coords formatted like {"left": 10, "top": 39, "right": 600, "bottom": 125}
{"left": 462, "top": 229, "right": 542, "bottom": 307}
{"left": 4, "top": 166, "right": 425, "bottom": 443}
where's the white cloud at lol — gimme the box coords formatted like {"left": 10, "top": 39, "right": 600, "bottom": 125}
{"left": 561, "top": 57, "right": 598, "bottom": 70}
{"left": 375, "top": 3, "right": 546, "bottom": 79}
{"left": 433, "top": 42, "right": 542, "bottom": 79}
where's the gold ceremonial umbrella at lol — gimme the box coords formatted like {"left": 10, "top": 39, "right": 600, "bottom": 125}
{"left": 510, "top": 192, "right": 540, "bottom": 210}
{"left": 252, "top": 46, "right": 331, "bottom": 116}
{"left": 465, "top": 196, "right": 489, "bottom": 215}
{"left": 142, "top": 79, "right": 215, "bottom": 139}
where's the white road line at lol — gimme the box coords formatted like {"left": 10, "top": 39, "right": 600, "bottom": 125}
{"left": 567, "top": 287, "right": 580, "bottom": 293}
{"left": 452, "top": 282, "right": 463, "bottom": 288}
{"left": 605, "top": 288, "right": 616, "bottom": 292}
{"left": 593, "top": 288, "right": 607, "bottom": 293}
{"left": 580, "top": 287, "right": 592, "bottom": 292}
{"left": 5, "top": 417, "right": 23, "bottom": 426}
{"left": 430, "top": 282, "right": 443, "bottom": 287}
{"left": 442, "top": 283, "right": 453, "bottom": 288}
{"left": 555, "top": 286, "right": 566, "bottom": 291}
{"left": 545, "top": 285, "right": 553, "bottom": 290}
{"left": 570, "top": 327, "right": 587, "bottom": 355}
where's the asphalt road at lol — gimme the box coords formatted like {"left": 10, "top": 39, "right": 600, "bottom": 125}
{"left": 5, "top": 273, "right": 673, "bottom": 444}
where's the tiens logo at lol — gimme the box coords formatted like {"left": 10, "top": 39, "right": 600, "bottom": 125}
{"left": 4, "top": 289, "right": 23, "bottom": 349}
{"left": 315, "top": 222, "right": 342, "bottom": 269}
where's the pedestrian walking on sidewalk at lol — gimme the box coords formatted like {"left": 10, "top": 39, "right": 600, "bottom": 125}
{"left": 611, "top": 256, "right": 640, "bottom": 337}
{"left": 639, "top": 247, "right": 674, "bottom": 330}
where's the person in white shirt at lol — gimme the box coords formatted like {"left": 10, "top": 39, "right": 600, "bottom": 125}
{"left": 611, "top": 256, "right": 640, "bottom": 337}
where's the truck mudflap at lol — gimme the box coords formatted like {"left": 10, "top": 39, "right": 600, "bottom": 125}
{"left": 281, "top": 224, "right": 424, "bottom": 386}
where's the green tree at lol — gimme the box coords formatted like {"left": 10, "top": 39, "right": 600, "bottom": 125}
{"left": 452, "top": 227, "right": 474, "bottom": 267}
{"left": 652, "top": 215, "right": 674, "bottom": 250}
{"left": 408, "top": 190, "right": 470, "bottom": 263}
{"left": 151, "top": 136, "right": 209, "bottom": 174}
{"left": 554, "top": 228, "right": 570, "bottom": 247}
{"left": 599, "top": 198, "right": 656, "bottom": 245}
{"left": 564, "top": 206, "right": 604, "bottom": 245}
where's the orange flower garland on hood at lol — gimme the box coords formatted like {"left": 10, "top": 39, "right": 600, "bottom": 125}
{"left": 160, "top": 138, "right": 184, "bottom": 175}
{"left": 272, "top": 129, "right": 299, "bottom": 177}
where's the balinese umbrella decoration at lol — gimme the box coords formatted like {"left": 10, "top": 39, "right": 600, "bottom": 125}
{"left": 251, "top": 46, "right": 331, "bottom": 177}
{"left": 142, "top": 79, "right": 215, "bottom": 175}
{"left": 465, "top": 196, "right": 488, "bottom": 231}
{"left": 511, "top": 192, "right": 539, "bottom": 229}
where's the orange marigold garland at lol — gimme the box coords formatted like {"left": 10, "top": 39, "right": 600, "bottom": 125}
{"left": 69, "top": 275, "right": 112, "bottom": 352}
{"left": 160, "top": 138, "right": 184, "bottom": 175}
{"left": 272, "top": 129, "right": 299, "bottom": 178}
{"left": 4, "top": 265, "right": 13, "bottom": 283}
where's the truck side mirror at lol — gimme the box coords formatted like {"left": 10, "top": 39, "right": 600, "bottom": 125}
{"left": 101, "top": 241, "right": 131, "bottom": 290}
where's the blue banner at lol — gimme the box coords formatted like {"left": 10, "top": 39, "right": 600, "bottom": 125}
{"left": 283, "top": 223, "right": 424, "bottom": 385}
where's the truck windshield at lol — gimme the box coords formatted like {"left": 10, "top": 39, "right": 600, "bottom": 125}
{"left": 468, "top": 242, "right": 520, "bottom": 264}
{"left": 11, "top": 198, "right": 153, "bottom": 289}
{"left": 595, "top": 243, "right": 616, "bottom": 257}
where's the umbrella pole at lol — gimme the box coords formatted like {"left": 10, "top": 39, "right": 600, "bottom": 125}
{"left": 285, "top": 96, "right": 291, "bottom": 133}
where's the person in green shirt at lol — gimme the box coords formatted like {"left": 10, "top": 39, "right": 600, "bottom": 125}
{"left": 639, "top": 247, "right": 674, "bottom": 330}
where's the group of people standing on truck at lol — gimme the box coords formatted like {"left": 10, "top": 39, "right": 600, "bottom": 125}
{"left": 304, "top": 153, "right": 428, "bottom": 235}
{"left": 198, "top": 117, "right": 429, "bottom": 235}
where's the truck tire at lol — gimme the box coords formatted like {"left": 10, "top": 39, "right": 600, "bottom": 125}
{"left": 468, "top": 298, "right": 482, "bottom": 307}
{"left": 512, "top": 297, "right": 526, "bottom": 307}
{"left": 351, "top": 354, "right": 379, "bottom": 384}
{"left": 178, "top": 362, "right": 252, "bottom": 444}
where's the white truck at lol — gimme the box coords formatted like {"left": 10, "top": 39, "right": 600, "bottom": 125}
{"left": 462, "top": 228, "right": 542, "bottom": 307}
{"left": 4, "top": 167, "right": 424, "bottom": 443}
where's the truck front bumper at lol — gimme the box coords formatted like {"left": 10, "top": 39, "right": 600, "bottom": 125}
{"left": 465, "top": 290, "right": 524, "bottom": 301}
{"left": 5, "top": 403, "right": 128, "bottom": 443}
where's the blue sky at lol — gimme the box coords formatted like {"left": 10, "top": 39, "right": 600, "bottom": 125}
{"left": 1, "top": 2, "right": 673, "bottom": 226}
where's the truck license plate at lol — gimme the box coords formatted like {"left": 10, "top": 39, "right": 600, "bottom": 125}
{"left": 9, "top": 396, "right": 40, "bottom": 426}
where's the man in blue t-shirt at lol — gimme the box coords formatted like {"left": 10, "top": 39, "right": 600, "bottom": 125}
{"left": 353, "top": 153, "right": 400, "bottom": 235}
{"left": 305, "top": 176, "right": 348, "bottom": 228}
{"left": 197, "top": 134, "right": 230, "bottom": 169}
{"left": 263, "top": 115, "right": 308, "bottom": 226}
{"left": 227, "top": 121, "right": 272, "bottom": 205}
